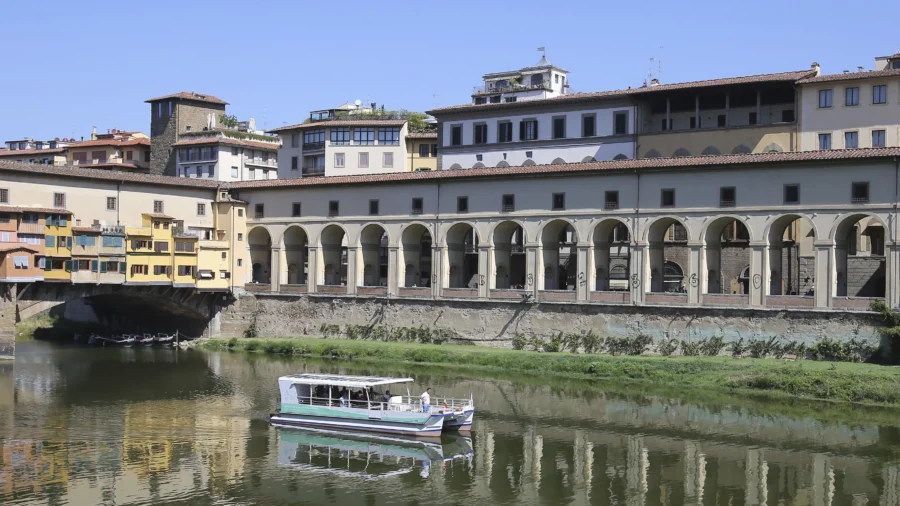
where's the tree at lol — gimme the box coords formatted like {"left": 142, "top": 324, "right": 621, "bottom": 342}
{"left": 219, "top": 113, "right": 239, "bottom": 129}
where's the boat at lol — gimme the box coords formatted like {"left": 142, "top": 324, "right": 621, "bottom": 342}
{"left": 270, "top": 374, "right": 474, "bottom": 437}
{"left": 155, "top": 333, "right": 176, "bottom": 346}
{"left": 138, "top": 334, "right": 156, "bottom": 346}
{"left": 277, "top": 427, "right": 474, "bottom": 479}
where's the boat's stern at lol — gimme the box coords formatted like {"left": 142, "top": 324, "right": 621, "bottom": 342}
{"left": 443, "top": 409, "right": 474, "bottom": 432}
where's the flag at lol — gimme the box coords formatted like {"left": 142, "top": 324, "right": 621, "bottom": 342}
{"left": 537, "top": 47, "right": 545, "bottom": 52}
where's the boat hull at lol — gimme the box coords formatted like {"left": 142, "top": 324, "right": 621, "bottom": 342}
{"left": 271, "top": 405, "right": 445, "bottom": 437}
{"left": 443, "top": 409, "right": 474, "bottom": 432}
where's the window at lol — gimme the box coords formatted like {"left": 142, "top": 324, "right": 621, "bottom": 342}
{"left": 474, "top": 97, "right": 486, "bottom": 105}
{"left": 353, "top": 128, "right": 375, "bottom": 145}
{"left": 248, "top": 168, "right": 256, "bottom": 180}
{"left": 719, "top": 187, "right": 736, "bottom": 207}
{"left": 359, "top": 152, "right": 369, "bottom": 168}
{"left": 144, "top": 151, "right": 150, "bottom": 163}
{"left": 661, "top": 189, "right": 675, "bottom": 207}
{"left": 1, "top": 188, "right": 12, "bottom": 204}
{"left": 411, "top": 198, "right": 423, "bottom": 215}
{"left": 208, "top": 165, "right": 215, "bottom": 178}
{"left": 383, "top": 152, "right": 394, "bottom": 168}
{"left": 749, "top": 112, "right": 758, "bottom": 125}
{"left": 873, "top": 85, "right": 887, "bottom": 104}
{"left": 781, "top": 109, "right": 795, "bottom": 123}
{"left": 818, "top": 133, "right": 832, "bottom": 150}
{"left": 873, "top": 129, "right": 886, "bottom": 147}
{"left": 237, "top": 259, "right": 243, "bottom": 267}
{"left": 582, "top": 114, "right": 596, "bottom": 137}
{"left": 291, "top": 156, "right": 298, "bottom": 170}
{"left": 852, "top": 182, "right": 869, "bottom": 203}
{"left": 818, "top": 89, "right": 833, "bottom": 108}
{"left": 328, "top": 201, "right": 339, "bottom": 217}
{"left": 53, "top": 192, "right": 66, "bottom": 209}
{"left": 451, "top": 125, "right": 462, "bottom": 146}
{"left": 330, "top": 128, "right": 350, "bottom": 145}
{"left": 784, "top": 184, "right": 800, "bottom": 204}
{"left": 255, "top": 204, "right": 264, "bottom": 219}
{"left": 845, "top": 87, "right": 859, "bottom": 106}
{"left": 154, "top": 241, "right": 169, "bottom": 253}
{"left": 197, "top": 203, "right": 206, "bottom": 216}
{"left": 520, "top": 119, "right": 538, "bottom": 140}
{"left": 605, "top": 191, "right": 619, "bottom": 210}
{"left": 689, "top": 116, "right": 698, "bottom": 129}
{"left": 292, "top": 202, "right": 302, "bottom": 217}
{"left": 845, "top": 131, "right": 858, "bottom": 149}
{"left": 237, "top": 233, "right": 243, "bottom": 241}
{"left": 303, "top": 129, "right": 325, "bottom": 149}
{"left": 167, "top": 101, "right": 172, "bottom": 116}
{"left": 153, "top": 200, "right": 164, "bottom": 213}
{"left": 12, "top": 256, "right": 27, "bottom": 269}
{"left": 231, "top": 166, "right": 239, "bottom": 178}
{"left": 419, "top": 144, "right": 430, "bottom": 157}
{"left": 552, "top": 117, "right": 566, "bottom": 139}
{"left": 156, "top": 103, "right": 162, "bottom": 118}
{"left": 335, "top": 152, "right": 345, "bottom": 168}
{"left": 101, "top": 236, "right": 123, "bottom": 247}
{"left": 501, "top": 194, "right": 515, "bottom": 212}
{"left": 431, "top": 144, "right": 438, "bottom": 157}
{"left": 232, "top": 148, "right": 239, "bottom": 156}
{"left": 238, "top": 209, "right": 243, "bottom": 217}
{"left": 291, "top": 134, "right": 300, "bottom": 148}
{"left": 474, "top": 124, "right": 488, "bottom": 144}
{"left": 552, "top": 192, "right": 565, "bottom": 211}
{"left": 717, "top": 114, "right": 726, "bottom": 127}
{"left": 498, "top": 122, "right": 513, "bottom": 143}
{"left": 378, "top": 127, "right": 400, "bottom": 145}
{"left": 457, "top": 196, "right": 469, "bottom": 213}
{"left": 614, "top": 111, "right": 628, "bottom": 135}
{"left": 369, "top": 200, "right": 379, "bottom": 215}
{"left": 175, "top": 241, "right": 195, "bottom": 253}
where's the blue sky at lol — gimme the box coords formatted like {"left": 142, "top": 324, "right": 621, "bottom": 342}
{"left": 1, "top": 0, "right": 897, "bottom": 142}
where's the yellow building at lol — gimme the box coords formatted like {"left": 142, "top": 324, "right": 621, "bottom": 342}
{"left": 42, "top": 210, "right": 73, "bottom": 282}
{"left": 125, "top": 213, "right": 175, "bottom": 285}
{"left": 406, "top": 131, "right": 438, "bottom": 172}
{"left": 173, "top": 232, "right": 199, "bottom": 288}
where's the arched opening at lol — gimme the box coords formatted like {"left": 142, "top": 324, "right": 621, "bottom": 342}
{"left": 472, "top": 162, "right": 486, "bottom": 169}
{"left": 646, "top": 218, "right": 688, "bottom": 293}
{"left": 359, "top": 224, "right": 388, "bottom": 287}
{"left": 496, "top": 161, "right": 510, "bottom": 168}
{"left": 448, "top": 163, "right": 462, "bottom": 170}
{"left": 739, "top": 265, "right": 751, "bottom": 294}
{"left": 673, "top": 148, "right": 691, "bottom": 157}
{"left": 763, "top": 142, "right": 783, "bottom": 153}
{"left": 493, "top": 221, "right": 526, "bottom": 289}
{"left": 283, "top": 226, "right": 308, "bottom": 285}
{"left": 541, "top": 219, "right": 577, "bottom": 290}
{"left": 247, "top": 227, "right": 271, "bottom": 284}
{"left": 703, "top": 217, "right": 750, "bottom": 296}
{"left": 551, "top": 157, "right": 566, "bottom": 164}
{"left": 445, "top": 223, "right": 479, "bottom": 288}
{"left": 767, "top": 215, "right": 816, "bottom": 297}
{"left": 701, "top": 146, "right": 721, "bottom": 156}
{"left": 522, "top": 159, "right": 536, "bottom": 167}
{"left": 731, "top": 144, "right": 751, "bottom": 154}
{"left": 834, "top": 214, "right": 886, "bottom": 298}
{"left": 319, "top": 225, "right": 347, "bottom": 287}
{"left": 592, "top": 219, "right": 630, "bottom": 291}
{"left": 399, "top": 224, "right": 432, "bottom": 288}
{"left": 644, "top": 149, "right": 662, "bottom": 158}
{"left": 612, "top": 154, "right": 628, "bottom": 161}
{"left": 582, "top": 156, "right": 597, "bottom": 163}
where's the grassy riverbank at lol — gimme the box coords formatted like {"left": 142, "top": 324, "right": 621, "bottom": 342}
{"left": 200, "top": 337, "right": 900, "bottom": 407}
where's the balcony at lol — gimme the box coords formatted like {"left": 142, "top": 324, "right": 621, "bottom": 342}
{"left": 472, "top": 80, "right": 553, "bottom": 96}
{"left": 302, "top": 167, "right": 325, "bottom": 177}
{"left": 102, "top": 225, "right": 125, "bottom": 235}
{"left": 245, "top": 158, "right": 277, "bottom": 168}
{"left": 302, "top": 141, "right": 325, "bottom": 151}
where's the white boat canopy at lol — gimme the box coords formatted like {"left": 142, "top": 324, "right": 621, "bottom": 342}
{"left": 278, "top": 374, "right": 415, "bottom": 389}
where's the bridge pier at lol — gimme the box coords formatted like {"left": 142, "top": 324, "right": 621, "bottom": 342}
{"left": 0, "top": 284, "right": 16, "bottom": 359}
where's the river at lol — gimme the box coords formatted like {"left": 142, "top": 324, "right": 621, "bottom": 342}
{"left": 1, "top": 340, "right": 899, "bottom": 505}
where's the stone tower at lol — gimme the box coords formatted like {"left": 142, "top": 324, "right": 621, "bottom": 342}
{"left": 146, "top": 92, "right": 228, "bottom": 176}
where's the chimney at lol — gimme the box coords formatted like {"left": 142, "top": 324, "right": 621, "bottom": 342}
{"left": 650, "top": 78, "right": 660, "bottom": 87}
{"left": 810, "top": 62, "right": 820, "bottom": 76}
{"left": 858, "top": 66, "right": 865, "bottom": 72}
{"left": 843, "top": 70, "right": 849, "bottom": 73}
{"left": 91, "top": 126, "right": 97, "bottom": 140}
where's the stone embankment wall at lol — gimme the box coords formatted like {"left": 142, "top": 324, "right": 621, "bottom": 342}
{"left": 0, "top": 287, "right": 15, "bottom": 359}
{"left": 220, "top": 294, "right": 882, "bottom": 347}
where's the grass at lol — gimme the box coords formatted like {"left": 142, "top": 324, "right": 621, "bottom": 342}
{"left": 200, "top": 337, "right": 900, "bottom": 407}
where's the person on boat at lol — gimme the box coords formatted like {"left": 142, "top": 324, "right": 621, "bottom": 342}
{"left": 338, "top": 388, "right": 349, "bottom": 407}
{"left": 420, "top": 387, "right": 432, "bottom": 412}
{"left": 381, "top": 390, "right": 392, "bottom": 403}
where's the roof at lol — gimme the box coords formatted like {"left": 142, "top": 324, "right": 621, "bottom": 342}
{"left": 172, "top": 136, "right": 280, "bottom": 151}
{"left": 76, "top": 163, "right": 141, "bottom": 170}
{"left": 429, "top": 69, "right": 815, "bottom": 115}
{"left": 0, "top": 148, "right": 67, "bottom": 157}
{"left": 483, "top": 54, "right": 569, "bottom": 78}
{"left": 72, "top": 226, "right": 101, "bottom": 234}
{"left": 796, "top": 68, "right": 900, "bottom": 84}
{"left": 0, "top": 160, "right": 222, "bottom": 189}
{"left": 232, "top": 147, "right": 900, "bottom": 190}
{"left": 144, "top": 91, "right": 228, "bottom": 105}
{"left": 268, "top": 119, "right": 407, "bottom": 133}
{"left": 0, "top": 204, "right": 72, "bottom": 215}
{"left": 68, "top": 138, "right": 150, "bottom": 148}
{"left": 278, "top": 374, "right": 414, "bottom": 388}
{"left": 143, "top": 213, "right": 174, "bottom": 219}
{"left": 406, "top": 131, "right": 438, "bottom": 139}
{"left": 0, "top": 244, "right": 38, "bottom": 253}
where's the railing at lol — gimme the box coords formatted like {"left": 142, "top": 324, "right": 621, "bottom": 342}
{"left": 303, "top": 168, "right": 325, "bottom": 177}
{"left": 851, "top": 197, "right": 869, "bottom": 204}
{"left": 302, "top": 142, "right": 325, "bottom": 150}
{"left": 307, "top": 111, "right": 413, "bottom": 123}
{"left": 102, "top": 226, "right": 125, "bottom": 235}
{"left": 605, "top": 202, "right": 619, "bottom": 210}
{"left": 719, "top": 200, "right": 736, "bottom": 207}
{"left": 290, "top": 394, "right": 471, "bottom": 413}
{"left": 245, "top": 158, "right": 277, "bottom": 167}
{"left": 473, "top": 81, "right": 552, "bottom": 95}
{"left": 501, "top": 204, "right": 515, "bottom": 213}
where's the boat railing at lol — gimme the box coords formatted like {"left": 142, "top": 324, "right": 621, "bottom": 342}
{"left": 293, "top": 394, "right": 472, "bottom": 413}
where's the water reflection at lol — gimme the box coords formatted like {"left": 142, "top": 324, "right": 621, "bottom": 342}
{"left": 0, "top": 341, "right": 899, "bottom": 505}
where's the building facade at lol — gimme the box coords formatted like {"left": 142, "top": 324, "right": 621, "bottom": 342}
{"left": 0, "top": 137, "right": 74, "bottom": 165}
{"left": 172, "top": 132, "right": 280, "bottom": 182}
{"left": 405, "top": 131, "right": 438, "bottom": 172}
{"left": 67, "top": 131, "right": 151, "bottom": 172}
{"left": 146, "top": 92, "right": 228, "bottom": 176}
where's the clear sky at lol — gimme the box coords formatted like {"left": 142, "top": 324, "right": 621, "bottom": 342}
{"left": 1, "top": 0, "right": 897, "bottom": 142}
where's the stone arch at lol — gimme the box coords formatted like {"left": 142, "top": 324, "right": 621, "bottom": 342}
{"left": 472, "top": 162, "right": 486, "bottom": 169}
{"left": 582, "top": 156, "right": 597, "bottom": 163}
{"left": 612, "top": 154, "right": 628, "bottom": 161}
{"left": 700, "top": 215, "right": 754, "bottom": 243}
{"left": 644, "top": 216, "right": 690, "bottom": 293}
{"left": 539, "top": 218, "right": 578, "bottom": 290}
{"left": 644, "top": 149, "right": 662, "bottom": 158}
{"left": 399, "top": 222, "right": 432, "bottom": 288}
{"left": 673, "top": 148, "right": 691, "bottom": 157}
{"left": 319, "top": 224, "right": 348, "bottom": 287}
{"left": 765, "top": 214, "right": 818, "bottom": 296}
{"left": 831, "top": 212, "right": 888, "bottom": 298}
{"left": 551, "top": 157, "right": 566, "bottom": 165}
{"left": 522, "top": 159, "right": 536, "bottom": 166}
{"left": 283, "top": 225, "right": 310, "bottom": 285}
{"left": 247, "top": 226, "right": 272, "bottom": 284}
{"left": 731, "top": 144, "right": 751, "bottom": 154}
{"left": 591, "top": 218, "right": 631, "bottom": 292}
{"left": 492, "top": 220, "right": 527, "bottom": 289}
{"left": 643, "top": 216, "right": 691, "bottom": 243}
{"left": 829, "top": 212, "right": 889, "bottom": 241}
{"left": 444, "top": 222, "right": 479, "bottom": 288}
{"left": 702, "top": 216, "right": 752, "bottom": 295}
{"left": 763, "top": 142, "right": 783, "bottom": 153}
{"left": 701, "top": 146, "right": 721, "bottom": 156}
{"left": 358, "top": 223, "right": 389, "bottom": 287}
{"left": 448, "top": 163, "right": 463, "bottom": 170}
{"left": 496, "top": 160, "right": 510, "bottom": 168}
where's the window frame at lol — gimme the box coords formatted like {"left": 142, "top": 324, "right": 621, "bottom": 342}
{"left": 783, "top": 184, "right": 800, "bottom": 204}
{"left": 552, "top": 116, "right": 566, "bottom": 139}
{"left": 382, "top": 152, "right": 394, "bottom": 168}
{"left": 719, "top": 186, "right": 736, "bottom": 208}
{"left": 456, "top": 196, "right": 469, "bottom": 213}
{"left": 501, "top": 194, "right": 515, "bottom": 213}
{"left": 497, "top": 121, "right": 513, "bottom": 143}
{"left": 450, "top": 125, "right": 462, "bottom": 146}
{"left": 581, "top": 114, "right": 596, "bottom": 137}
{"left": 353, "top": 127, "right": 375, "bottom": 146}
{"left": 605, "top": 191, "right": 619, "bottom": 210}
{"left": 473, "top": 123, "right": 488, "bottom": 144}
{"left": 613, "top": 111, "right": 629, "bottom": 135}
{"left": 153, "top": 200, "right": 164, "bottom": 214}
{"left": 418, "top": 143, "right": 430, "bottom": 157}
{"left": 845, "top": 86, "right": 859, "bottom": 107}
{"left": 411, "top": 197, "right": 424, "bottom": 215}
{"left": 521, "top": 119, "right": 538, "bottom": 141}
{"left": 330, "top": 127, "right": 351, "bottom": 146}
{"left": 292, "top": 202, "right": 302, "bottom": 217}
{"left": 334, "top": 152, "right": 345, "bottom": 168}
{"left": 551, "top": 192, "right": 565, "bottom": 211}
{"left": 873, "top": 84, "right": 887, "bottom": 105}
{"left": 660, "top": 189, "right": 675, "bottom": 208}
{"left": 106, "top": 196, "right": 117, "bottom": 211}
{"left": 851, "top": 182, "right": 869, "bottom": 204}
{"left": 254, "top": 203, "right": 264, "bottom": 219}
{"left": 818, "top": 89, "right": 833, "bottom": 108}
{"left": 377, "top": 127, "right": 401, "bottom": 146}
{"left": 872, "top": 129, "right": 886, "bottom": 148}
{"left": 54, "top": 192, "right": 66, "bottom": 209}
{"left": 358, "top": 152, "right": 369, "bottom": 168}
{"left": 197, "top": 203, "right": 206, "bottom": 216}
{"left": 328, "top": 200, "right": 340, "bottom": 217}
{"left": 818, "top": 132, "right": 832, "bottom": 150}
{"left": 369, "top": 199, "right": 380, "bottom": 216}
{"left": 844, "top": 130, "right": 859, "bottom": 149}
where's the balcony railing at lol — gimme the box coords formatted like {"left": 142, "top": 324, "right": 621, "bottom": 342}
{"left": 102, "top": 226, "right": 125, "bottom": 235}
{"left": 302, "top": 141, "right": 325, "bottom": 150}
{"left": 302, "top": 167, "right": 325, "bottom": 177}
{"left": 605, "top": 201, "right": 619, "bottom": 210}
{"left": 246, "top": 158, "right": 277, "bottom": 167}
{"left": 473, "top": 80, "right": 553, "bottom": 96}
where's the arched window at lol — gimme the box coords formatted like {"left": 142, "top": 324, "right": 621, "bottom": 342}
{"left": 551, "top": 157, "right": 566, "bottom": 164}
{"left": 612, "top": 154, "right": 629, "bottom": 160}
{"left": 496, "top": 160, "right": 510, "bottom": 167}
{"left": 448, "top": 163, "right": 462, "bottom": 170}
{"left": 673, "top": 148, "right": 691, "bottom": 157}
{"left": 701, "top": 146, "right": 721, "bottom": 156}
{"left": 522, "top": 159, "right": 536, "bottom": 166}
{"left": 731, "top": 144, "right": 751, "bottom": 154}
{"left": 582, "top": 156, "right": 597, "bottom": 163}
{"left": 644, "top": 149, "right": 662, "bottom": 158}
{"left": 762, "top": 142, "right": 783, "bottom": 153}
{"left": 663, "top": 260, "right": 684, "bottom": 292}
{"left": 472, "top": 162, "right": 485, "bottom": 169}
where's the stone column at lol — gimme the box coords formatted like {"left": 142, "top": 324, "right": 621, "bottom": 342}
{"left": 749, "top": 242, "right": 768, "bottom": 306}
{"left": 814, "top": 241, "right": 835, "bottom": 308}
{"left": 431, "top": 244, "right": 443, "bottom": 297}
{"left": 345, "top": 246, "right": 358, "bottom": 295}
{"left": 724, "top": 92, "right": 730, "bottom": 127}
{"left": 694, "top": 95, "right": 700, "bottom": 129}
{"left": 688, "top": 242, "right": 703, "bottom": 304}
{"left": 387, "top": 246, "right": 399, "bottom": 297}
{"left": 593, "top": 243, "right": 609, "bottom": 291}
{"left": 631, "top": 242, "right": 647, "bottom": 304}
{"left": 306, "top": 246, "right": 319, "bottom": 293}
{"left": 245, "top": 243, "right": 252, "bottom": 285}
{"left": 576, "top": 243, "right": 590, "bottom": 301}
{"left": 269, "top": 247, "right": 282, "bottom": 292}
{"left": 477, "top": 246, "right": 490, "bottom": 298}
{"left": 0, "top": 284, "right": 16, "bottom": 359}
{"left": 526, "top": 245, "right": 539, "bottom": 299}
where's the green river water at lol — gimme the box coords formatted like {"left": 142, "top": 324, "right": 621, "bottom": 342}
{"left": 1, "top": 340, "right": 899, "bottom": 505}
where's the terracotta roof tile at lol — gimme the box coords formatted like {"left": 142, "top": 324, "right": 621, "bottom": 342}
{"left": 144, "top": 91, "right": 228, "bottom": 105}
{"left": 172, "top": 137, "right": 280, "bottom": 151}
{"left": 0, "top": 204, "right": 72, "bottom": 215}
{"left": 0, "top": 148, "right": 67, "bottom": 157}
{"left": 68, "top": 138, "right": 150, "bottom": 148}
{"left": 797, "top": 68, "right": 900, "bottom": 84}
{"left": 0, "top": 160, "right": 222, "bottom": 189}
{"left": 231, "top": 147, "right": 900, "bottom": 190}
{"left": 76, "top": 163, "right": 142, "bottom": 170}
{"left": 143, "top": 213, "right": 174, "bottom": 219}
{"left": 268, "top": 119, "right": 407, "bottom": 133}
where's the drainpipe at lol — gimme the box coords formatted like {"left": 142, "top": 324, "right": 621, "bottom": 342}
{"left": 894, "top": 156, "right": 899, "bottom": 306}
{"left": 434, "top": 179, "right": 441, "bottom": 298}
{"left": 116, "top": 181, "right": 123, "bottom": 226}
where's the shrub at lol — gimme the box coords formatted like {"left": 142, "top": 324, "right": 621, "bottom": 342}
{"left": 511, "top": 333, "right": 528, "bottom": 350}
{"left": 528, "top": 335, "right": 545, "bottom": 352}
{"left": 729, "top": 338, "right": 746, "bottom": 357}
{"left": 625, "top": 335, "right": 653, "bottom": 356}
{"left": 244, "top": 341, "right": 259, "bottom": 352}
{"left": 543, "top": 332, "right": 564, "bottom": 353}
{"left": 701, "top": 336, "right": 727, "bottom": 356}
{"left": 581, "top": 331, "right": 604, "bottom": 355}
{"left": 659, "top": 339, "right": 679, "bottom": 357}
{"left": 748, "top": 336, "right": 779, "bottom": 358}
{"left": 319, "top": 323, "right": 340, "bottom": 338}
{"left": 680, "top": 340, "right": 703, "bottom": 356}
{"left": 564, "top": 333, "right": 582, "bottom": 353}
{"left": 605, "top": 337, "right": 630, "bottom": 355}
{"left": 243, "top": 312, "right": 259, "bottom": 339}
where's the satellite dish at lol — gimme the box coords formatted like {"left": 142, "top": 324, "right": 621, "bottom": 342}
{"left": 354, "top": 99, "right": 362, "bottom": 106}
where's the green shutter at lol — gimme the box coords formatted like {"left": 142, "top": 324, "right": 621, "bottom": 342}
{"left": 66, "top": 237, "right": 72, "bottom": 249}
{"left": 59, "top": 218, "right": 67, "bottom": 227}
{"left": 64, "top": 260, "right": 72, "bottom": 272}
{"left": 71, "top": 260, "right": 79, "bottom": 272}
{"left": 119, "top": 262, "right": 126, "bottom": 274}
{"left": 44, "top": 259, "right": 52, "bottom": 271}
{"left": 91, "top": 260, "right": 98, "bottom": 272}
{"left": 45, "top": 235, "right": 54, "bottom": 247}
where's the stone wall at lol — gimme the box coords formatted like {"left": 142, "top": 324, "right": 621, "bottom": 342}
{"left": 149, "top": 104, "right": 176, "bottom": 176}
{"left": 0, "top": 285, "right": 15, "bottom": 359}
{"left": 231, "top": 293, "right": 882, "bottom": 348}
{"left": 847, "top": 256, "right": 886, "bottom": 297}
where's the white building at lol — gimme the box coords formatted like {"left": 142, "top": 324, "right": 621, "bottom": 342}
{"left": 797, "top": 53, "right": 900, "bottom": 151}
{"left": 172, "top": 132, "right": 280, "bottom": 182}
{"left": 471, "top": 53, "right": 571, "bottom": 105}
{"left": 270, "top": 118, "right": 410, "bottom": 178}
{"left": 0, "top": 137, "right": 76, "bottom": 165}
